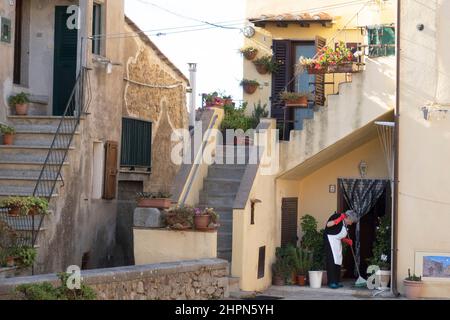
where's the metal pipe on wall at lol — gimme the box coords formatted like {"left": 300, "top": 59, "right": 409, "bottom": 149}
{"left": 188, "top": 63, "right": 197, "bottom": 129}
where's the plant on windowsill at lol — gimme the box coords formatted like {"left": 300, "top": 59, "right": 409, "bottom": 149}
{"left": 0, "top": 124, "right": 16, "bottom": 145}
{"left": 163, "top": 205, "right": 195, "bottom": 230}
{"left": 8, "top": 92, "right": 30, "bottom": 116}
{"left": 193, "top": 207, "right": 219, "bottom": 231}
{"left": 253, "top": 55, "right": 279, "bottom": 75}
{"left": 279, "top": 91, "right": 312, "bottom": 107}
{"left": 299, "top": 41, "right": 357, "bottom": 74}
{"left": 240, "top": 79, "right": 260, "bottom": 95}
{"left": 403, "top": 269, "right": 423, "bottom": 299}
{"left": 136, "top": 191, "right": 173, "bottom": 209}
{"left": 239, "top": 46, "right": 258, "bottom": 61}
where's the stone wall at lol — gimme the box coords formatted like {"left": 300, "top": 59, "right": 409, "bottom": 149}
{"left": 121, "top": 19, "right": 189, "bottom": 193}
{"left": 0, "top": 259, "right": 229, "bottom": 300}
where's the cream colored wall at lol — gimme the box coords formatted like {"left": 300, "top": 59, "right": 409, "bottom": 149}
{"left": 134, "top": 229, "right": 217, "bottom": 265}
{"left": 298, "top": 138, "right": 388, "bottom": 229}
{"left": 0, "top": 2, "right": 14, "bottom": 123}
{"left": 243, "top": 0, "right": 396, "bottom": 115}
{"left": 398, "top": 0, "right": 450, "bottom": 299}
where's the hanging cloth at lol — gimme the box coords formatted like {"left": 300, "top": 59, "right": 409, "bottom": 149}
{"left": 339, "top": 179, "right": 388, "bottom": 270}
{"left": 327, "top": 223, "right": 348, "bottom": 265}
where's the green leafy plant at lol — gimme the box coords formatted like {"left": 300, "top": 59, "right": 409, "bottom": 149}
{"left": 300, "top": 215, "right": 325, "bottom": 270}
{"left": 221, "top": 102, "right": 254, "bottom": 132}
{"left": 294, "top": 247, "right": 313, "bottom": 276}
{"left": 136, "top": 191, "right": 172, "bottom": 200}
{"left": 240, "top": 79, "right": 260, "bottom": 87}
{"left": 0, "top": 124, "right": 16, "bottom": 135}
{"left": 16, "top": 272, "right": 97, "bottom": 300}
{"left": 1, "top": 197, "right": 30, "bottom": 216}
{"left": 279, "top": 91, "right": 312, "bottom": 101}
{"left": 368, "top": 213, "right": 391, "bottom": 270}
{"left": 239, "top": 46, "right": 258, "bottom": 55}
{"left": 8, "top": 92, "right": 30, "bottom": 106}
{"left": 299, "top": 41, "right": 354, "bottom": 72}
{"left": 251, "top": 101, "right": 269, "bottom": 128}
{"left": 198, "top": 207, "right": 219, "bottom": 224}
{"left": 16, "top": 246, "right": 37, "bottom": 268}
{"left": 273, "top": 246, "right": 295, "bottom": 282}
{"left": 26, "top": 197, "right": 49, "bottom": 215}
{"left": 253, "top": 55, "right": 279, "bottom": 73}
{"left": 405, "top": 269, "right": 422, "bottom": 282}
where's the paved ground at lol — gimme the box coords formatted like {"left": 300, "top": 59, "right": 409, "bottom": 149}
{"left": 242, "top": 281, "right": 404, "bottom": 300}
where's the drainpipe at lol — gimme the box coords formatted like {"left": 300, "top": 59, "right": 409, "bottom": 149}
{"left": 391, "top": 0, "right": 401, "bottom": 297}
{"left": 188, "top": 63, "right": 197, "bottom": 130}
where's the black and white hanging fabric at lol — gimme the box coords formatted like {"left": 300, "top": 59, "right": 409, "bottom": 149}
{"left": 339, "top": 179, "right": 388, "bottom": 270}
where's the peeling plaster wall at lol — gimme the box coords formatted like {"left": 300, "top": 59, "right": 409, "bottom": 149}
{"left": 121, "top": 22, "right": 189, "bottom": 192}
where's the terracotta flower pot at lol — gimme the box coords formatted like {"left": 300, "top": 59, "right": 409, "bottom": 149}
{"left": 272, "top": 274, "right": 285, "bottom": 286}
{"left": 297, "top": 274, "right": 307, "bottom": 286}
{"left": 234, "top": 136, "right": 252, "bottom": 146}
{"left": 403, "top": 280, "right": 423, "bottom": 299}
{"left": 307, "top": 65, "right": 326, "bottom": 74}
{"left": 8, "top": 207, "right": 20, "bottom": 217}
{"left": 194, "top": 214, "right": 211, "bottom": 230}
{"left": 15, "top": 103, "right": 28, "bottom": 116}
{"left": 6, "top": 256, "right": 15, "bottom": 268}
{"left": 243, "top": 51, "right": 258, "bottom": 61}
{"left": 223, "top": 98, "right": 233, "bottom": 106}
{"left": 243, "top": 84, "right": 258, "bottom": 94}
{"left": 137, "top": 198, "right": 171, "bottom": 209}
{"left": 2, "top": 133, "right": 14, "bottom": 145}
{"left": 255, "top": 63, "right": 269, "bottom": 75}
{"left": 285, "top": 96, "right": 308, "bottom": 107}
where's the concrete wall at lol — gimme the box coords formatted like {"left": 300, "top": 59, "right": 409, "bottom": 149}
{"left": 134, "top": 229, "right": 217, "bottom": 265}
{"left": 281, "top": 56, "right": 395, "bottom": 174}
{"left": 34, "top": 0, "right": 125, "bottom": 274}
{"left": 397, "top": 0, "right": 450, "bottom": 298}
{"left": 0, "top": 259, "right": 229, "bottom": 300}
{"left": 121, "top": 20, "right": 189, "bottom": 193}
{"left": 243, "top": 0, "right": 396, "bottom": 115}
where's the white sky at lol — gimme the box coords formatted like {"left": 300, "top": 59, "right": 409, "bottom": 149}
{"left": 124, "top": 0, "right": 245, "bottom": 107}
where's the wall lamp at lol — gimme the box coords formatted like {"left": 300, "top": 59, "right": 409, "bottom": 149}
{"left": 250, "top": 199, "right": 262, "bottom": 225}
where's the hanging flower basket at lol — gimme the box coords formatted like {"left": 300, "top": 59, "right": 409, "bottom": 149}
{"left": 327, "top": 62, "right": 358, "bottom": 73}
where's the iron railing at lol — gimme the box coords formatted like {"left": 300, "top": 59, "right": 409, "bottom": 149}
{"left": 0, "top": 67, "right": 91, "bottom": 248}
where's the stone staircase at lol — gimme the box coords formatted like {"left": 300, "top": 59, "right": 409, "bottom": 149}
{"left": 0, "top": 114, "right": 80, "bottom": 245}
{"left": 197, "top": 146, "right": 250, "bottom": 262}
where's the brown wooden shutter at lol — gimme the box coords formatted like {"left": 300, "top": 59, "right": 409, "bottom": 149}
{"left": 271, "top": 40, "right": 292, "bottom": 121}
{"left": 103, "top": 141, "right": 118, "bottom": 200}
{"left": 315, "top": 36, "right": 327, "bottom": 106}
{"left": 281, "top": 198, "right": 298, "bottom": 246}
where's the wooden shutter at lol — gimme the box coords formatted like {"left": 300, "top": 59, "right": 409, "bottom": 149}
{"left": 103, "top": 141, "right": 119, "bottom": 200}
{"left": 257, "top": 246, "right": 266, "bottom": 279}
{"left": 281, "top": 198, "right": 298, "bottom": 246}
{"left": 271, "top": 40, "right": 292, "bottom": 120}
{"left": 315, "top": 36, "right": 326, "bottom": 106}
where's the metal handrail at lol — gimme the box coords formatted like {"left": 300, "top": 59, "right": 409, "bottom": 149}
{"left": 29, "top": 67, "right": 91, "bottom": 246}
{"left": 179, "top": 114, "right": 218, "bottom": 205}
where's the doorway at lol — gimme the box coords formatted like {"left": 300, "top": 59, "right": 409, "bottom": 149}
{"left": 53, "top": 6, "right": 78, "bottom": 116}
{"left": 337, "top": 180, "right": 391, "bottom": 279}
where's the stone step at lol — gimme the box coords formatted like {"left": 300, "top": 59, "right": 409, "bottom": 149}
{"left": 218, "top": 232, "right": 232, "bottom": 247}
{"left": 0, "top": 145, "right": 74, "bottom": 162}
{"left": 0, "top": 214, "right": 48, "bottom": 231}
{"left": 228, "top": 277, "right": 240, "bottom": 292}
{"left": 0, "top": 170, "right": 62, "bottom": 188}
{"left": 203, "top": 178, "right": 241, "bottom": 194}
{"left": 218, "top": 250, "right": 232, "bottom": 262}
{"left": 198, "top": 195, "right": 235, "bottom": 208}
{"left": 7, "top": 115, "right": 83, "bottom": 127}
{"left": 218, "top": 218, "right": 232, "bottom": 230}
{"left": 0, "top": 185, "right": 58, "bottom": 198}
{"left": 11, "top": 131, "right": 79, "bottom": 147}
{"left": 0, "top": 161, "right": 69, "bottom": 172}
{"left": 207, "top": 166, "right": 246, "bottom": 180}
{"left": 13, "top": 124, "right": 77, "bottom": 133}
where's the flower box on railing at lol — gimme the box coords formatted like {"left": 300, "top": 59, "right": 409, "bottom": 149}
{"left": 306, "top": 62, "right": 359, "bottom": 74}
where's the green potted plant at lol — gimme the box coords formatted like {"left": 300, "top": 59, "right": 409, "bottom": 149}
{"left": 164, "top": 205, "right": 194, "bottom": 230}
{"left": 368, "top": 214, "right": 391, "bottom": 289}
{"left": 240, "top": 79, "right": 260, "bottom": 95}
{"left": 272, "top": 247, "right": 292, "bottom": 286}
{"left": 299, "top": 42, "right": 356, "bottom": 74}
{"left": 204, "top": 92, "right": 224, "bottom": 108}
{"left": 403, "top": 269, "right": 423, "bottom": 299}
{"left": 26, "top": 197, "right": 49, "bottom": 216}
{"left": 8, "top": 92, "right": 30, "bottom": 116}
{"left": 253, "top": 55, "right": 278, "bottom": 75}
{"left": 240, "top": 47, "right": 258, "bottom": 60}
{"left": 1, "top": 197, "right": 30, "bottom": 216}
{"left": 294, "top": 248, "right": 313, "bottom": 286}
{"left": 222, "top": 95, "right": 233, "bottom": 106}
{"left": 279, "top": 91, "right": 312, "bottom": 107}
{"left": 193, "top": 207, "right": 219, "bottom": 230}
{"left": 136, "top": 191, "right": 172, "bottom": 209}
{"left": 0, "top": 124, "right": 16, "bottom": 145}
{"left": 16, "top": 246, "right": 37, "bottom": 268}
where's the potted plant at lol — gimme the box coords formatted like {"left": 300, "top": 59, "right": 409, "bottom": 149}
{"left": 0, "top": 124, "right": 16, "bottom": 145}
{"left": 240, "top": 79, "right": 260, "bottom": 94}
{"left": 164, "top": 205, "right": 194, "bottom": 230}
{"left": 403, "top": 269, "right": 423, "bottom": 299}
{"left": 1, "top": 197, "right": 30, "bottom": 216}
{"left": 8, "top": 92, "right": 30, "bottom": 116}
{"left": 26, "top": 197, "right": 49, "bottom": 216}
{"left": 368, "top": 214, "right": 391, "bottom": 289}
{"left": 294, "top": 248, "right": 312, "bottom": 286}
{"left": 253, "top": 55, "right": 278, "bottom": 75}
{"left": 222, "top": 95, "right": 233, "bottom": 106}
{"left": 136, "top": 191, "right": 172, "bottom": 209}
{"left": 240, "top": 47, "right": 258, "bottom": 60}
{"left": 272, "top": 247, "right": 292, "bottom": 286}
{"left": 279, "top": 91, "right": 311, "bottom": 107}
{"left": 299, "top": 42, "right": 356, "bottom": 74}
{"left": 16, "top": 246, "right": 37, "bottom": 268}
{"left": 193, "top": 207, "right": 219, "bottom": 230}
{"left": 204, "top": 92, "right": 225, "bottom": 108}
